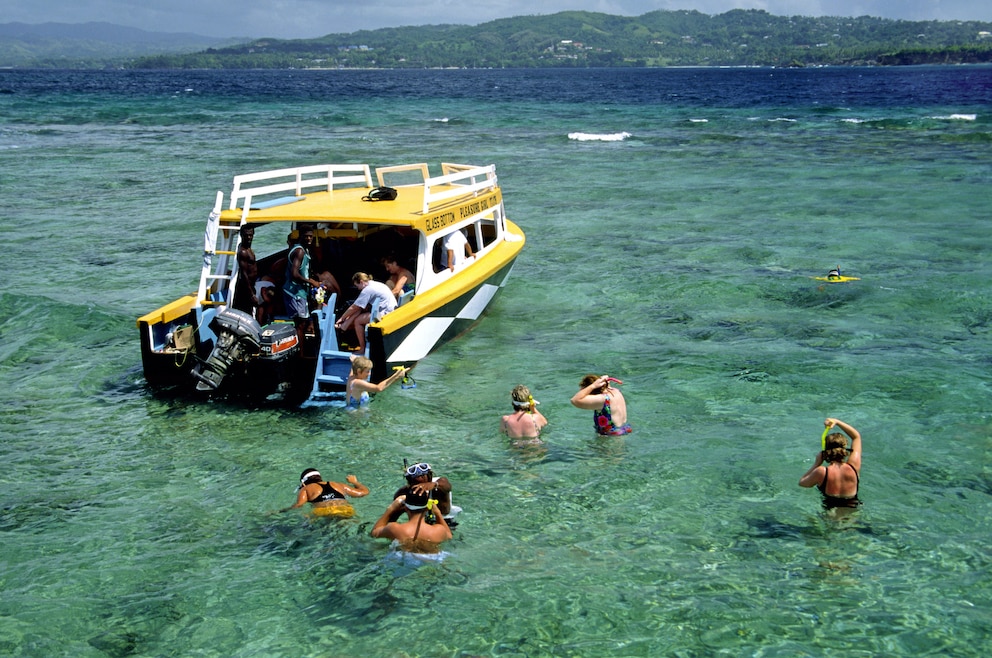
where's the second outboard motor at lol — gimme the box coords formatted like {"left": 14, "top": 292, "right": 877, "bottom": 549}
{"left": 192, "top": 308, "right": 262, "bottom": 391}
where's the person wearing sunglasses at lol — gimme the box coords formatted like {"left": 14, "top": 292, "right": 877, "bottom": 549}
{"left": 276, "top": 468, "right": 369, "bottom": 518}
{"left": 389, "top": 461, "right": 456, "bottom": 526}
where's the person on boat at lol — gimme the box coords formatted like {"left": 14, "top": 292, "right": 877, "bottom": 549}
{"left": 371, "top": 489, "right": 452, "bottom": 554}
{"left": 500, "top": 384, "right": 548, "bottom": 440}
{"left": 827, "top": 266, "right": 843, "bottom": 281}
{"left": 283, "top": 225, "right": 323, "bottom": 343}
{"left": 381, "top": 254, "right": 415, "bottom": 300}
{"left": 799, "top": 417, "right": 863, "bottom": 513}
{"left": 277, "top": 468, "right": 370, "bottom": 518}
{"left": 254, "top": 279, "right": 278, "bottom": 325}
{"left": 444, "top": 228, "right": 474, "bottom": 271}
{"left": 389, "top": 461, "right": 456, "bottom": 526}
{"left": 570, "top": 374, "right": 632, "bottom": 436}
{"left": 333, "top": 272, "right": 397, "bottom": 353}
{"left": 231, "top": 224, "right": 259, "bottom": 316}
{"left": 345, "top": 355, "right": 411, "bottom": 409}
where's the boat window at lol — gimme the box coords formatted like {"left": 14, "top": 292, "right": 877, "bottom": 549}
{"left": 477, "top": 218, "right": 498, "bottom": 250}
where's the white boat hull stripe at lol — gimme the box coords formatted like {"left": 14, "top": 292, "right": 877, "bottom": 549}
{"left": 456, "top": 284, "right": 500, "bottom": 320}
{"left": 386, "top": 317, "right": 457, "bottom": 362}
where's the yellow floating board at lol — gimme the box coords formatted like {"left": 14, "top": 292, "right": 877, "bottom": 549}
{"left": 812, "top": 276, "right": 860, "bottom": 282}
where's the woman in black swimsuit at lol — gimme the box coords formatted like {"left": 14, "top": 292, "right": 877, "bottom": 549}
{"left": 278, "top": 468, "right": 370, "bottom": 517}
{"left": 799, "top": 418, "right": 863, "bottom": 513}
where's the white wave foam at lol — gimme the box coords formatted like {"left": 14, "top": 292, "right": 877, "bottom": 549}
{"left": 768, "top": 117, "right": 797, "bottom": 123}
{"left": 688, "top": 118, "right": 709, "bottom": 123}
{"left": 931, "top": 114, "right": 977, "bottom": 121}
{"left": 568, "top": 131, "right": 631, "bottom": 142}
{"left": 433, "top": 117, "right": 450, "bottom": 123}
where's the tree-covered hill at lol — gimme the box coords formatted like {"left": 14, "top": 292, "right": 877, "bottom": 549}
{"left": 130, "top": 10, "right": 992, "bottom": 69}
{"left": 0, "top": 22, "right": 244, "bottom": 68}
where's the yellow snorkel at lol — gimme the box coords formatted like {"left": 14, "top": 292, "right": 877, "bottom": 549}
{"left": 821, "top": 425, "right": 830, "bottom": 451}
{"left": 425, "top": 497, "right": 438, "bottom": 524}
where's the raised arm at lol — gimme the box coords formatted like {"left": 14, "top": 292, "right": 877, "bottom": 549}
{"left": 350, "top": 367, "right": 410, "bottom": 394}
{"left": 827, "top": 417, "right": 862, "bottom": 473}
{"left": 570, "top": 375, "right": 609, "bottom": 410}
{"left": 371, "top": 497, "right": 405, "bottom": 538}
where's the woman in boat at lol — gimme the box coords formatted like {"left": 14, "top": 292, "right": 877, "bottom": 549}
{"left": 570, "top": 374, "right": 631, "bottom": 436}
{"left": 278, "top": 468, "right": 369, "bottom": 518}
{"left": 381, "top": 254, "right": 415, "bottom": 300}
{"left": 799, "top": 417, "right": 863, "bottom": 513}
{"left": 334, "top": 272, "right": 398, "bottom": 353}
{"left": 345, "top": 356, "right": 410, "bottom": 409}
{"left": 500, "top": 384, "right": 548, "bottom": 440}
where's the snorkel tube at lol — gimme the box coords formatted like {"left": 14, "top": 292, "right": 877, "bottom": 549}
{"left": 393, "top": 365, "right": 416, "bottom": 389}
{"left": 821, "top": 425, "right": 830, "bottom": 451}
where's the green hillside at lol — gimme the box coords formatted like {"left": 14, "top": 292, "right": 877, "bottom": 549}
{"left": 0, "top": 22, "right": 243, "bottom": 68}
{"left": 130, "top": 10, "right": 992, "bottom": 68}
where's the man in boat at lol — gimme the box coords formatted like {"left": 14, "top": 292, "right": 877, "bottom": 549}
{"left": 282, "top": 224, "right": 323, "bottom": 344}
{"left": 231, "top": 224, "right": 259, "bottom": 316}
{"left": 371, "top": 489, "right": 452, "bottom": 554}
{"left": 444, "top": 228, "right": 474, "bottom": 271}
{"left": 277, "top": 468, "right": 370, "bottom": 518}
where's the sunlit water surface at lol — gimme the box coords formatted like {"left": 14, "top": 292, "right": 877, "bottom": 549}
{"left": 1, "top": 67, "right": 990, "bottom": 657}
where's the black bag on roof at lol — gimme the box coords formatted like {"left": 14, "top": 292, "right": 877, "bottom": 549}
{"left": 362, "top": 186, "right": 398, "bottom": 202}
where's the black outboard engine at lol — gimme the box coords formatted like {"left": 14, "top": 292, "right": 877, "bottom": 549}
{"left": 192, "top": 308, "right": 262, "bottom": 391}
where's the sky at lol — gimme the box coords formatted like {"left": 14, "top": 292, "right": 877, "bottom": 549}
{"left": 7, "top": 0, "right": 992, "bottom": 40}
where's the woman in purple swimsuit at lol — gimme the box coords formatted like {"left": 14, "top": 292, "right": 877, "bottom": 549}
{"left": 570, "top": 373, "right": 631, "bottom": 436}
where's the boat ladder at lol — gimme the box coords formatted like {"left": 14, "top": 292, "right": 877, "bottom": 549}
{"left": 301, "top": 293, "right": 355, "bottom": 407}
{"left": 197, "top": 191, "right": 243, "bottom": 307}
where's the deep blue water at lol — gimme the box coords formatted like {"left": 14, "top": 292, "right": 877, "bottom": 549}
{"left": 1, "top": 66, "right": 991, "bottom": 657}
{"left": 5, "top": 66, "right": 992, "bottom": 107}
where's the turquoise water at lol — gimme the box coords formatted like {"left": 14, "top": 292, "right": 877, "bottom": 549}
{"left": 1, "top": 67, "right": 991, "bottom": 656}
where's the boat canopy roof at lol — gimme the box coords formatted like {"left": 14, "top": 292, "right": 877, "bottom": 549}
{"left": 217, "top": 162, "right": 502, "bottom": 239}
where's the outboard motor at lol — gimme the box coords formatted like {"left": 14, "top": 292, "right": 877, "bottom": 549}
{"left": 192, "top": 308, "right": 262, "bottom": 391}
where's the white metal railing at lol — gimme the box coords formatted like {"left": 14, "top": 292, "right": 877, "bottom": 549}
{"left": 375, "top": 163, "right": 430, "bottom": 187}
{"left": 229, "top": 164, "right": 373, "bottom": 221}
{"left": 422, "top": 164, "right": 497, "bottom": 215}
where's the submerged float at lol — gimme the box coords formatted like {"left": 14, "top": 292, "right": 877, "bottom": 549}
{"left": 137, "top": 162, "right": 524, "bottom": 406}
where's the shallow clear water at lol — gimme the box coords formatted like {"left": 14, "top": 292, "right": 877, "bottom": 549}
{"left": 1, "top": 66, "right": 991, "bottom": 657}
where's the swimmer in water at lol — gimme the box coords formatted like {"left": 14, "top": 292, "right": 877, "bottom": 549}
{"left": 570, "top": 374, "right": 631, "bottom": 436}
{"left": 345, "top": 356, "right": 410, "bottom": 409}
{"left": 799, "top": 418, "right": 863, "bottom": 515}
{"left": 371, "top": 488, "right": 452, "bottom": 554}
{"left": 277, "top": 468, "right": 369, "bottom": 517}
{"left": 500, "top": 384, "right": 548, "bottom": 440}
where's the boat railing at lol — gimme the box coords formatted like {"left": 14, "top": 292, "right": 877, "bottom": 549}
{"left": 375, "top": 163, "right": 430, "bottom": 186}
{"left": 421, "top": 164, "right": 497, "bottom": 215}
{"left": 229, "top": 164, "right": 373, "bottom": 219}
